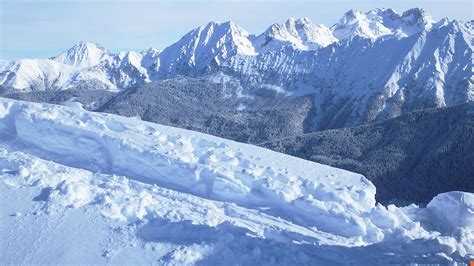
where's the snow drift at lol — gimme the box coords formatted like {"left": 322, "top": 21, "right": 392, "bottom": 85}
{"left": 0, "top": 97, "right": 472, "bottom": 264}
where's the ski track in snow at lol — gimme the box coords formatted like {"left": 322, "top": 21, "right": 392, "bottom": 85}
{"left": 0, "top": 98, "right": 473, "bottom": 265}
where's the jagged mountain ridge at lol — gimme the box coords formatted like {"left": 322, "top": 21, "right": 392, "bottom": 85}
{"left": 0, "top": 8, "right": 472, "bottom": 129}
{"left": 228, "top": 19, "right": 472, "bottom": 129}
{"left": 331, "top": 8, "right": 436, "bottom": 40}
{"left": 254, "top": 17, "right": 337, "bottom": 52}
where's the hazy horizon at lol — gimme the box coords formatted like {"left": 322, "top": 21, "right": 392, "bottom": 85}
{"left": 1, "top": 0, "right": 472, "bottom": 60}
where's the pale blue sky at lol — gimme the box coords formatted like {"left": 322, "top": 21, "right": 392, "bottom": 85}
{"left": 0, "top": 0, "right": 472, "bottom": 59}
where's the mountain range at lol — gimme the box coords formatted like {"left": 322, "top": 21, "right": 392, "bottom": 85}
{"left": 1, "top": 8, "right": 472, "bottom": 130}
{"left": 0, "top": 7, "right": 473, "bottom": 206}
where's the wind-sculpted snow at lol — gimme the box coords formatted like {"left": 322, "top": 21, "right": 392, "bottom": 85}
{"left": 0, "top": 98, "right": 377, "bottom": 239}
{"left": 0, "top": 98, "right": 473, "bottom": 264}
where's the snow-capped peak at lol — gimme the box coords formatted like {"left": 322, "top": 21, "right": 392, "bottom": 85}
{"left": 51, "top": 41, "right": 113, "bottom": 68}
{"left": 195, "top": 21, "right": 257, "bottom": 56}
{"left": 332, "top": 8, "right": 436, "bottom": 40}
{"left": 341, "top": 9, "right": 364, "bottom": 22}
{"left": 0, "top": 8, "right": 469, "bottom": 100}
{"left": 400, "top": 8, "right": 435, "bottom": 27}
{"left": 155, "top": 20, "right": 256, "bottom": 75}
{"left": 331, "top": 9, "right": 392, "bottom": 40}
{"left": 255, "top": 17, "right": 337, "bottom": 52}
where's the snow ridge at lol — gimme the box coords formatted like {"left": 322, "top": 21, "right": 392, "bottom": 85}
{"left": 0, "top": 98, "right": 472, "bottom": 264}
{"left": 0, "top": 98, "right": 378, "bottom": 240}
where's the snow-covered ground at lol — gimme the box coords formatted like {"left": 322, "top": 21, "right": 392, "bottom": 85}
{"left": 0, "top": 98, "right": 472, "bottom": 265}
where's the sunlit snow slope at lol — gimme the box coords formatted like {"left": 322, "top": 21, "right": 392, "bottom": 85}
{"left": 0, "top": 98, "right": 472, "bottom": 265}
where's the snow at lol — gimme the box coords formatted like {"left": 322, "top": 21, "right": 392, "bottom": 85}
{"left": 0, "top": 9, "right": 470, "bottom": 134}
{"left": 332, "top": 8, "right": 435, "bottom": 40}
{"left": 427, "top": 192, "right": 474, "bottom": 232}
{"left": 0, "top": 59, "right": 77, "bottom": 91}
{"left": 237, "top": 103, "right": 247, "bottom": 111}
{"left": 0, "top": 9, "right": 470, "bottom": 132}
{"left": 332, "top": 9, "right": 392, "bottom": 40}
{"left": 116, "top": 51, "right": 143, "bottom": 70}
{"left": 255, "top": 17, "right": 337, "bottom": 52}
{"left": 1, "top": 8, "right": 464, "bottom": 95}
{"left": 0, "top": 98, "right": 472, "bottom": 264}
{"left": 51, "top": 41, "right": 113, "bottom": 68}
{"left": 155, "top": 21, "right": 257, "bottom": 78}
{"left": 0, "top": 98, "right": 378, "bottom": 237}
{"left": 140, "top": 47, "right": 161, "bottom": 70}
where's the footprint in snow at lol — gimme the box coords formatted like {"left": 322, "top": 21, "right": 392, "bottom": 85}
{"left": 105, "top": 120, "right": 127, "bottom": 133}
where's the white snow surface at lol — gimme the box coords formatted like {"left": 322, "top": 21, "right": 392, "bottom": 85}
{"left": 331, "top": 8, "right": 435, "bottom": 40}
{"left": 51, "top": 41, "right": 113, "bottom": 68}
{"left": 0, "top": 98, "right": 472, "bottom": 265}
{"left": 155, "top": 21, "right": 257, "bottom": 78}
{"left": 0, "top": 59, "right": 76, "bottom": 91}
{"left": 255, "top": 17, "right": 337, "bottom": 52}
